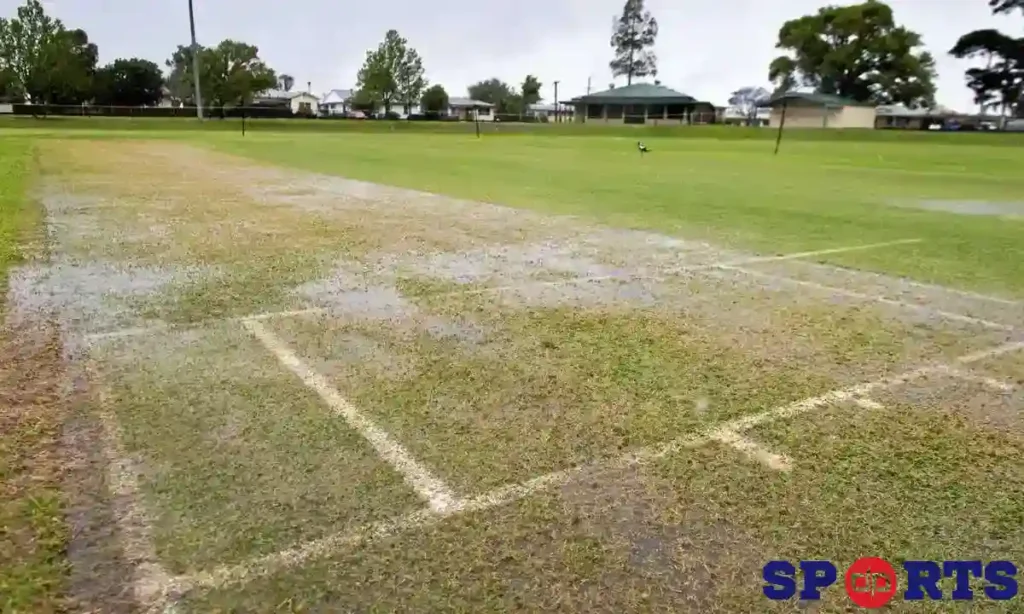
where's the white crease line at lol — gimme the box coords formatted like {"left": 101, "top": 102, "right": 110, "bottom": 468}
{"left": 168, "top": 338, "right": 1024, "bottom": 595}
{"left": 934, "top": 365, "right": 1017, "bottom": 393}
{"left": 240, "top": 318, "right": 460, "bottom": 513}
{"left": 854, "top": 397, "right": 884, "bottom": 410}
{"left": 94, "top": 390, "right": 174, "bottom": 606}
{"left": 717, "top": 264, "right": 1016, "bottom": 332}
{"left": 734, "top": 238, "right": 924, "bottom": 264}
{"left": 711, "top": 430, "right": 792, "bottom": 471}
{"left": 80, "top": 238, "right": 925, "bottom": 340}
{"left": 802, "top": 262, "right": 1020, "bottom": 306}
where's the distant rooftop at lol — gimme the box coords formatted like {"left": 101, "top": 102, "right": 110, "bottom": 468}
{"left": 567, "top": 82, "right": 701, "bottom": 104}
{"left": 449, "top": 97, "right": 493, "bottom": 108}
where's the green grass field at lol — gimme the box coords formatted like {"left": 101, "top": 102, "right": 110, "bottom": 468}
{"left": 2, "top": 118, "right": 1023, "bottom": 612}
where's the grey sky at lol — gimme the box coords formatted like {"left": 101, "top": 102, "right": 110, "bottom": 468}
{"left": 8, "top": 0, "right": 1018, "bottom": 110}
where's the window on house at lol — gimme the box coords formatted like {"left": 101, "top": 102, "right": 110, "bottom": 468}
{"left": 298, "top": 102, "right": 312, "bottom": 113}
{"left": 477, "top": 107, "right": 491, "bottom": 116}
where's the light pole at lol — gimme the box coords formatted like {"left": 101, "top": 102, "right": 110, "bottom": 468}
{"left": 553, "top": 80, "right": 560, "bottom": 123}
{"left": 188, "top": 0, "right": 203, "bottom": 120}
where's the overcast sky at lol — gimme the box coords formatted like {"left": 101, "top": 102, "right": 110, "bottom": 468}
{"left": 8, "top": 0, "right": 1019, "bottom": 111}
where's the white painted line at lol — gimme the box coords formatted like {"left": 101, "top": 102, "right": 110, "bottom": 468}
{"left": 240, "top": 318, "right": 460, "bottom": 513}
{"left": 956, "top": 341, "right": 1024, "bottom": 364}
{"left": 805, "top": 262, "right": 1020, "bottom": 306}
{"left": 854, "top": 397, "right": 884, "bottom": 410}
{"left": 170, "top": 338, "right": 1024, "bottom": 594}
{"left": 733, "top": 238, "right": 924, "bottom": 264}
{"left": 711, "top": 430, "right": 792, "bottom": 471}
{"left": 717, "top": 264, "right": 1016, "bottom": 332}
{"left": 94, "top": 388, "right": 174, "bottom": 606}
{"left": 934, "top": 365, "right": 1016, "bottom": 393}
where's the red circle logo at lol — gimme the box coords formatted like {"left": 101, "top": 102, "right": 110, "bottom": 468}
{"left": 845, "top": 557, "right": 897, "bottom": 608}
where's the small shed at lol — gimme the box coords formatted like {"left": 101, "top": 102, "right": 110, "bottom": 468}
{"left": 566, "top": 83, "right": 716, "bottom": 125}
{"left": 764, "top": 92, "right": 875, "bottom": 129}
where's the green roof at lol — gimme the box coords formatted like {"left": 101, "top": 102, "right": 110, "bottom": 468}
{"left": 766, "top": 92, "right": 872, "bottom": 107}
{"left": 567, "top": 83, "right": 701, "bottom": 104}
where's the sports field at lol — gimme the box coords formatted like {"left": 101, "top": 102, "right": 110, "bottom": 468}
{"left": 3, "top": 120, "right": 1024, "bottom": 612}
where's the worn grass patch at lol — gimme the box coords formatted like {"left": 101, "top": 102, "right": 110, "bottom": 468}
{"left": 176, "top": 456, "right": 773, "bottom": 613}
{"left": 88, "top": 324, "right": 422, "bottom": 574}
{"left": 0, "top": 139, "right": 71, "bottom": 614}
{"left": 268, "top": 271, "right": 990, "bottom": 494}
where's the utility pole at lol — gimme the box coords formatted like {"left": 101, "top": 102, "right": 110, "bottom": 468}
{"left": 188, "top": 0, "right": 203, "bottom": 120}
{"left": 553, "top": 80, "right": 559, "bottom": 123}
{"left": 586, "top": 76, "right": 592, "bottom": 94}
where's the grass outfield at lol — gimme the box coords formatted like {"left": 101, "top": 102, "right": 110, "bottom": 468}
{"left": 3, "top": 128, "right": 1024, "bottom": 612}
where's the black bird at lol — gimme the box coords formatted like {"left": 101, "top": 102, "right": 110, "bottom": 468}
{"left": 637, "top": 141, "right": 650, "bottom": 155}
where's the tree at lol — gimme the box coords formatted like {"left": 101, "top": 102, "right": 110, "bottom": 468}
{"left": 0, "top": 0, "right": 96, "bottom": 105}
{"left": 92, "top": 58, "right": 163, "bottom": 106}
{"left": 990, "top": 0, "right": 1024, "bottom": 15}
{"left": 165, "top": 39, "right": 276, "bottom": 109}
{"left": 768, "top": 1, "right": 937, "bottom": 108}
{"left": 0, "top": 66, "right": 18, "bottom": 101}
{"left": 950, "top": 6, "right": 1024, "bottom": 119}
{"left": 278, "top": 74, "right": 294, "bottom": 92}
{"left": 420, "top": 83, "right": 448, "bottom": 114}
{"left": 728, "top": 86, "right": 770, "bottom": 125}
{"left": 520, "top": 74, "right": 542, "bottom": 109}
{"left": 468, "top": 78, "right": 520, "bottom": 113}
{"left": 609, "top": 0, "right": 658, "bottom": 85}
{"left": 355, "top": 29, "right": 426, "bottom": 114}
{"left": 349, "top": 88, "right": 377, "bottom": 115}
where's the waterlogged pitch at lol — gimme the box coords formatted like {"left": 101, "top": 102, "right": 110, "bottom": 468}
{"left": 3, "top": 126, "right": 1023, "bottom": 613}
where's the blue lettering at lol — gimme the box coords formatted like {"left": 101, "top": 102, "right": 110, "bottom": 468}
{"left": 943, "top": 560, "right": 982, "bottom": 600}
{"left": 904, "top": 560, "right": 942, "bottom": 600}
{"left": 984, "top": 561, "right": 1018, "bottom": 600}
{"left": 763, "top": 560, "right": 796, "bottom": 600}
{"left": 799, "top": 560, "right": 837, "bottom": 600}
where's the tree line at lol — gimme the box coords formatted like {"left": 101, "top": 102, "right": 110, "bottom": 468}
{"left": 1, "top": 0, "right": 1020, "bottom": 120}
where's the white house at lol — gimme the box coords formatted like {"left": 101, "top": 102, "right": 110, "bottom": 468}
{"left": 255, "top": 89, "right": 320, "bottom": 115}
{"left": 320, "top": 88, "right": 354, "bottom": 116}
{"left": 448, "top": 97, "right": 494, "bottom": 121}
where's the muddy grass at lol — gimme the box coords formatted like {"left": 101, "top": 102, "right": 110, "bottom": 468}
{"left": 0, "top": 320, "right": 73, "bottom": 613}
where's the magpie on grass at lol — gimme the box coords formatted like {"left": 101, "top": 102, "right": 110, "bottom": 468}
{"left": 637, "top": 141, "right": 650, "bottom": 155}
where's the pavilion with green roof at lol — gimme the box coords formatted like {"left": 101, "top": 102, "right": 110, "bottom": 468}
{"left": 566, "top": 82, "right": 717, "bottom": 125}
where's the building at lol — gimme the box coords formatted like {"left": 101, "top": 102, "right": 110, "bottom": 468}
{"left": 875, "top": 104, "right": 960, "bottom": 129}
{"left": 565, "top": 82, "right": 716, "bottom": 125}
{"left": 320, "top": 89, "right": 354, "bottom": 116}
{"left": 447, "top": 97, "right": 494, "bottom": 121}
{"left": 764, "top": 92, "right": 875, "bottom": 129}
{"left": 719, "top": 106, "right": 771, "bottom": 126}
{"left": 527, "top": 102, "right": 574, "bottom": 122}
{"left": 254, "top": 90, "right": 321, "bottom": 115}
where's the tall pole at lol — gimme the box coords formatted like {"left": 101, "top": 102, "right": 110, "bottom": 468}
{"left": 188, "top": 0, "right": 203, "bottom": 120}
{"left": 553, "top": 80, "right": 559, "bottom": 123}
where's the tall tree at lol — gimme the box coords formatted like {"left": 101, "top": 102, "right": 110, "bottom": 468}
{"left": 278, "top": 73, "right": 294, "bottom": 92}
{"left": 990, "top": 0, "right": 1024, "bottom": 15}
{"left": 727, "top": 86, "right": 770, "bottom": 125}
{"left": 420, "top": 83, "right": 449, "bottom": 114}
{"left": 768, "top": 1, "right": 937, "bottom": 108}
{"left": 609, "top": 0, "right": 658, "bottom": 86}
{"left": 93, "top": 58, "right": 164, "bottom": 106}
{"left": 950, "top": 6, "right": 1023, "bottom": 119}
{"left": 355, "top": 29, "right": 426, "bottom": 113}
{"left": 467, "top": 78, "right": 520, "bottom": 113}
{"left": 0, "top": 0, "right": 95, "bottom": 105}
{"left": 165, "top": 39, "right": 276, "bottom": 109}
{"left": 520, "top": 74, "right": 542, "bottom": 108}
